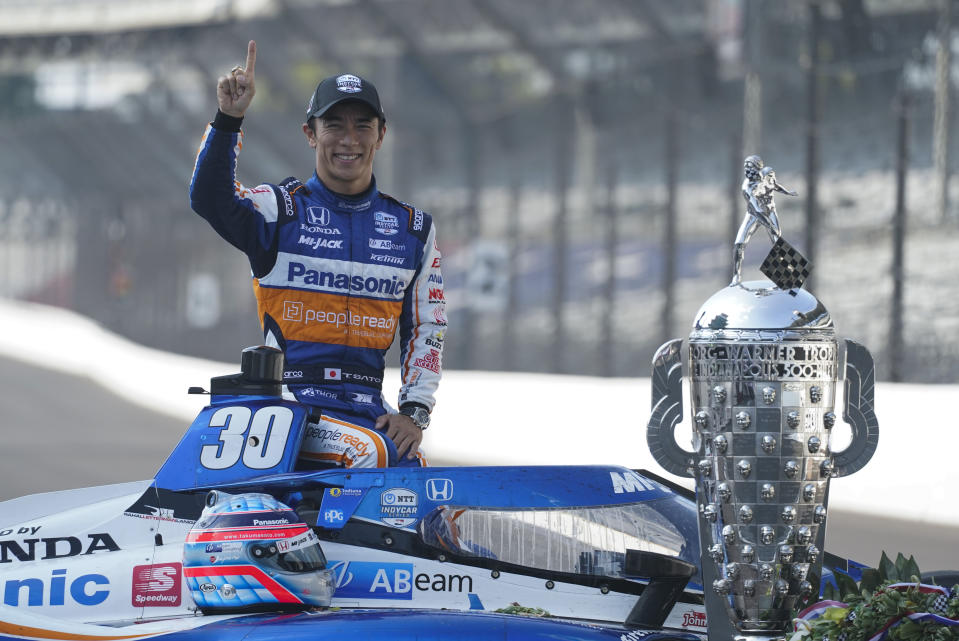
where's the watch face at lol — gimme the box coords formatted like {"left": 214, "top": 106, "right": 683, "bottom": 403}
{"left": 403, "top": 407, "right": 430, "bottom": 429}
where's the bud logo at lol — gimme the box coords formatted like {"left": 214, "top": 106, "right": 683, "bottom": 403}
{"left": 132, "top": 563, "right": 181, "bottom": 607}
{"left": 283, "top": 300, "right": 303, "bottom": 322}
{"left": 306, "top": 206, "right": 331, "bottom": 226}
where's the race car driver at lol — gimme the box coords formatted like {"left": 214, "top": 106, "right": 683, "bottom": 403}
{"left": 190, "top": 40, "right": 445, "bottom": 469}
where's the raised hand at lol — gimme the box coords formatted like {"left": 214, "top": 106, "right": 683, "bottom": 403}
{"left": 217, "top": 40, "right": 256, "bottom": 118}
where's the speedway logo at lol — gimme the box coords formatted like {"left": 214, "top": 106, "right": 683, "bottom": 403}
{"left": 131, "top": 563, "right": 181, "bottom": 607}
{"left": 328, "top": 561, "right": 473, "bottom": 600}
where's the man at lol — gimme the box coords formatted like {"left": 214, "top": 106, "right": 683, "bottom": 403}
{"left": 190, "top": 41, "right": 445, "bottom": 469}
{"left": 730, "top": 155, "right": 796, "bottom": 285}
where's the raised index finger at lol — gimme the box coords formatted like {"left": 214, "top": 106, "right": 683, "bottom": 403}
{"left": 245, "top": 40, "right": 256, "bottom": 75}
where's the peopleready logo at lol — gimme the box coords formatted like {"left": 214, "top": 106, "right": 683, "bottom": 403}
{"left": 283, "top": 302, "right": 396, "bottom": 331}
{"left": 287, "top": 262, "right": 406, "bottom": 297}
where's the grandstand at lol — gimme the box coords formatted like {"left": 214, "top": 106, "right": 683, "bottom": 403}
{"left": 0, "top": 0, "right": 956, "bottom": 382}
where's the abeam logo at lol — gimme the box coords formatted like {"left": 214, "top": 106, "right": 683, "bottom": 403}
{"left": 0, "top": 533, "right": 120, "bottom": 564}
{"left": 328, "top": 561, "right": 473, "bottom": 600}
{"left": 132, "top": 563, "right": 181, "bottom": 607}
{"left": 3, "top": 569, "right": 109, "bottom": 606}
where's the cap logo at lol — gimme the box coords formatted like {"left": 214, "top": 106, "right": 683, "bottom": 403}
{"left": 336, "top": 74, "right": 362, "bottom": 94}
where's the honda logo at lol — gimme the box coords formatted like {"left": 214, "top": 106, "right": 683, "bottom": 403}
{"left": 307, "top": 206, "right": 331, "bottom": 226}
{"left": 426, "top": 478, "right": 453, "bottom": 501}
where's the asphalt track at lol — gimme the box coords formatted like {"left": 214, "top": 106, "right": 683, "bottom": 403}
{"left": 1, "top": 356, "right": 956, "bottom": 574}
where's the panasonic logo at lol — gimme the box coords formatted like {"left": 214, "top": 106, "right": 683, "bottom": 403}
{"left": 287, "top": 262, "right": 406, "bottom": 297}
{"left": 252, "top": 519, "right": 290, "bottom": 526}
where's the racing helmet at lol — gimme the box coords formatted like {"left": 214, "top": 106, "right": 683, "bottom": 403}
{"left": 182, "top": 491, "right": 334, "bottom": 612}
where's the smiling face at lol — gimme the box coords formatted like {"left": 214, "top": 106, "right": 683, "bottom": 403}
{"left": 303, "top": 100, "right": 385, "bottom": 195}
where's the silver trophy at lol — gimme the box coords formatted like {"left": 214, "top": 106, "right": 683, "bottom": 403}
{"left": 647, "top": 159, "right": 878, "bottom": 640}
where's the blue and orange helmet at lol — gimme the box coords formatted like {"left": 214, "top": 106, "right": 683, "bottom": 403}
{"left": 183, "top": 491, "right": 334, "bottom": 612}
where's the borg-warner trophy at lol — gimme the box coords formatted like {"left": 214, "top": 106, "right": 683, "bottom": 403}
{"left": 646, "top": 157, "right": 879, "bottom": 640}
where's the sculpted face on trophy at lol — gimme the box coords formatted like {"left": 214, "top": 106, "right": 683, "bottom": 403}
{"left": 646, "top": 157, "right": 880, "bottom": 640}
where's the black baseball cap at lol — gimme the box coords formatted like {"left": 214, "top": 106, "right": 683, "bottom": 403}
{"left": 305, "top": 73, "right": 385, "bottom": 122}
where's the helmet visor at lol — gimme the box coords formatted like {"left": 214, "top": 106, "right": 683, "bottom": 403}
{"left": 250, "top": 529, "right": 328, "bottom": 573}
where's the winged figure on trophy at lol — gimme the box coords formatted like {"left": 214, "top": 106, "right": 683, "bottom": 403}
{"left": 731, "top": 155, "right": 808, "bottom": 290}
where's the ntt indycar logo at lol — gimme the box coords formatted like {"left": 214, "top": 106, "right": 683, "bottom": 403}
{"left": 287, "top": 262, "right": 406, "bottom": 297}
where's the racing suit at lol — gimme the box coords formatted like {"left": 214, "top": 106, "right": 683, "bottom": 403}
{"left": 190, "top": 111, "right": 446, "bottom": 468}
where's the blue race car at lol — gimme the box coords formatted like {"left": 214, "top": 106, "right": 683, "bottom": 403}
{"left": 0, "top": 346, "right": 866, "bottom": 641}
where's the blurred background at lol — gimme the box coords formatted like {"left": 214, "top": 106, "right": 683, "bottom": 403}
{"left": 1, "top": 0, "right": 957, "bottom": 383}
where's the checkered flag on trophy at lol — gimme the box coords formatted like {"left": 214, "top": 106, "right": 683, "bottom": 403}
{"left": 761, "top": 237, "right": 811, "bottom": 290}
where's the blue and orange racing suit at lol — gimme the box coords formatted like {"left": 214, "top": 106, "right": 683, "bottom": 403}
{"left": 190, "top": 111, "right": 446, "bottom": 468}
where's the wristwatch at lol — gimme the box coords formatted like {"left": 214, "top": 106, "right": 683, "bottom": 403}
{"left": 399, "top": 404, "right": 431, "bottom": 430}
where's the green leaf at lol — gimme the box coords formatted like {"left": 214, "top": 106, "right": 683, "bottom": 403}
{"left": 880, "top": 551, "right": 898, "bottom": 582}
{"left": 822, "top": 581, "right": 837, "bottom": 601}
{"left": 835, "top": 570, "right": 860, "bottom": 600}
{"left": 903, "top": 555, "right": 922, "bottom": 583}
{"left": 860, "top": 568, "right": 883, "bottom": 594}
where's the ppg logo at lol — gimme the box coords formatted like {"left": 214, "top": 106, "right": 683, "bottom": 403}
{"left": 426, "top": 478, "right": 453, "bottom": 501}
{"left": 306, "top": 206, "right": 331, "bottom": 226}
{"left": 324, "top": 509, "right": 345, "bottom": 524}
